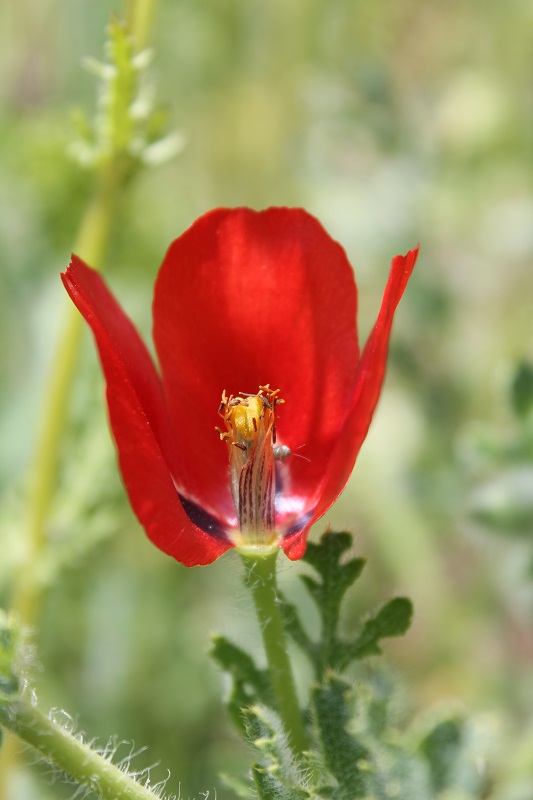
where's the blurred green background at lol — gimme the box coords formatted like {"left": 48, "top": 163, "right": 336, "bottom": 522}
{"left": 1, "top": 0, "right": 533, "bottom": 797}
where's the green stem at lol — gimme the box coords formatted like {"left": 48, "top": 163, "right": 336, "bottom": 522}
{"left": 0, "top": 697, "right": 161, "bottom": 800}
{"left": 14, "top": 0, "right": 159, "bottom": 626}
{"left": 13, "top": 169, "right": 121, "bottom": 624}
{"left": 2, "top": 4, "right": 159, "bottom": 797}
{"left": 240, "top": 549, "right": 308, "bottom": 754}
{"left": 127, "top": 0, "right": 157, "bottom": 51}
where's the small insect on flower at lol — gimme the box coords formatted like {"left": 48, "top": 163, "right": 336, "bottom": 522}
{"left": 274, "top": 445, "right": 292, "bottom": 461}
{"left": 62, "top": 207, "right": 418, "bottom": 566}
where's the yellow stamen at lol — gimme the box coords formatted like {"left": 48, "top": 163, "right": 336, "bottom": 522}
{"left": 232, "top": 396, "right": 263, "bottom": 442}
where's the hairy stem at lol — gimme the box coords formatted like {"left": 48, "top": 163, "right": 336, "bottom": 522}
{"left": 240, "top": 549, "right": 308, "bottom": 754}
{"left": 0, "top": 696, "right": 163, "bottom": 800}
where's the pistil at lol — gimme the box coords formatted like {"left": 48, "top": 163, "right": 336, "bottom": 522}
{"left": 217, "top": 385, "right": 283, "bottom": 546}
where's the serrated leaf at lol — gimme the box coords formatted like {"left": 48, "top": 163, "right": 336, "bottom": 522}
{"left": 312, "top": 676, "right": 370, "bottom": 799}
{"left": 303, "top": 535, "right": 366, "bottom": 625}
{"left": 244, "top": 706, "right": 315, "bottom": 798}
{"left": 303, "top": 532, "right": 353, "bottom": 570}
{"left": 279, "top": 595, "right": 320, "bottom": 675}
{"left": 299, "top": 531, "right": 366, "bottom": 675}
{"left": 252, "top": 765, "right": 309, "bottom": 800}
{"left": 282, "top": 533, "right": 412, "bottom": 678}
{"left": 252, "top": 766, "right": 283, "bottom": 800}
{"left": 346, "top": 598, "right": 413, "bottom": 663}
{"left": 210, "top": 636, "right": 272, "bottom": 734}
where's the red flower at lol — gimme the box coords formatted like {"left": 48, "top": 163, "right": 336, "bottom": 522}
{"left": 62, "top": 208, "right": 418, "bottom": 566}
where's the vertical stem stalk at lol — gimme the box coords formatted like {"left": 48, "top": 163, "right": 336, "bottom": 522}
{"left": 128, "top": 0, "right": 157, "bottom": 51}
{"left": 1, "top": 6, "right": 159, "bottom": 799}
{"left": 14, "top": 0, "right": 159, "bottom": 626}
{"left": 240, "top": 550, "right": 307, "bottom": 754}
{"left": 13, "top": 168, "right": 120, "bottom": 624}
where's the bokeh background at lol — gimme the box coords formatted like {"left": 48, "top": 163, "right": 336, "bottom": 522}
{"left": 1, "top": 0, "right": 533, "bottom": 797}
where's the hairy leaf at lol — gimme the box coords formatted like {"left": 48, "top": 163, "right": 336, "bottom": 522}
{"left": 210, "top": 636, "right": 272, "bottom": 734}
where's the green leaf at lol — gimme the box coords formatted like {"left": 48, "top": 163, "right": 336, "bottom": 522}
{"left": 346, "top": 597, "right": 414, "bottom": 663}
{"left": 252, "top": 765, "right": 309, "bottom": 800}
{"left": 0, "top": 611, "right": 21, "bottom": 699}
{"left": 417, "top": 713, "right": 493, "bottom": 797}
{"left": 281, "top": 532, "right": 413, "bottom": 678}
{"left": 419, "top": 717, "right": 463, "bottom": 793}
{"left": 511, "top": 361, "right": 533, "bottom": 419}
{"left": 245, "top": 706, "right": 313, "bottom": 799}
{"left": 312, "top": 676, "right": 370, "bottom": 799}
{"left": 302, "top": 534, "right": 366, "bottom": 635}
{"left": 210, "top": 636, "right": 273, "bottom": 734}
{"left": 252, "top": 766, "right": 284, "bottom": 800}
{"left": 468, "top": 467, "right": 533, "bottom": 537}
{"left": 279, "top": 596, "right": 321, "bottom": 675}
{"left": 300, "top": 531, "right": 366, "bottom": 675}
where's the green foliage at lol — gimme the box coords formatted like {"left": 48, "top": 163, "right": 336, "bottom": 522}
{"left": 210, "top": 635, "right": 273, "bottom": 735}
{"left": 469, "top": 467, "right": 533, "bottom": 537}
{"left": 312, "top": 676, "right": 369, "bottom": 798}
{"left": 70, "top": 19, "right": 183, "bottom": 176}
{"left": 237, "top": 668, "right": 495, "bottom": 800}
{"left": 3, "top": 0, "right": 533, "bottom": 795}
{"left": 281, "top": 531, "right": 412, "bottom": 678}
{"left": 347, "top": 598, "right": 413, "bottom": 662}
{"left": 212, "top": 532, "right": 497, "bottom": 798}
{"left": 252, "top": 767, "right": 305, "bottom": 800}
{"left": 467, "top": 360, "right": 533, "bottom": 542}
{"left": 511, "top": 361, "right": 533, "bottom": 421}
{"left": 420, "top": 717, "right": 470, "bottom": 793}
{"left": 245, "top": 706, "right": 310, "bottom": 800}
{"left": 0, "top": 610, "right": 21, "bottom": 750}
{"left": 310, "top": 671, "right": 493, "bottom": 800}
{"left": 0, "top": 610, "right": 22, "bottom": 699}
{"left": 417, "top": 712, "right": 495, "bottom": 798}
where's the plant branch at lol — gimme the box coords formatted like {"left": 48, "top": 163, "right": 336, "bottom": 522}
{"left": 14, "top": 168, "right": 121, "bottom": 624}
{"left": 0, "top": 696, "right": 163, "bottom": 800}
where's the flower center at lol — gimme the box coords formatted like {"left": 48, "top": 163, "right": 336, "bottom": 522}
{"left": 217, "top": 385, "right": 284, "bottom": 547}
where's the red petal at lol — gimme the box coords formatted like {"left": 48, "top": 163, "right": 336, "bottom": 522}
{"left": 152, "top": 208, "right": 359, "bottom": 528}
{"left": 282, "top": 246, "right": 419, "bottom": 558}
{"left": 61, "top": 256, "right": 232, "bottom": 566}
